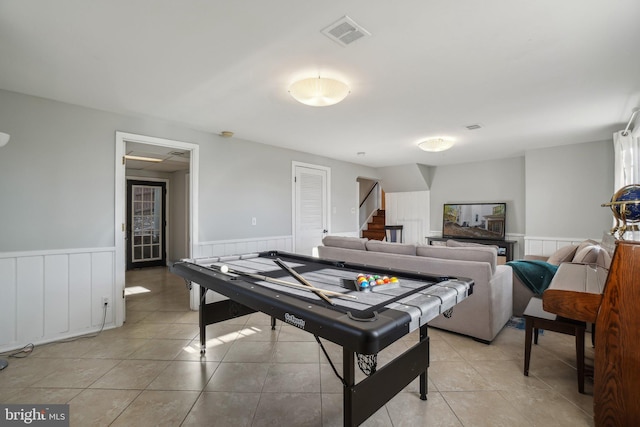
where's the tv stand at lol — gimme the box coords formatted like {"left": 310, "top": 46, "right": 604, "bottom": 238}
{"left": 427, "top": 237, "right": 516, "bottom": 262}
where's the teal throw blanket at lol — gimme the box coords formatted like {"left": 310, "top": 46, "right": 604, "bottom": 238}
{"left": 506, "top": 260, "right": 559, "bottom": 294}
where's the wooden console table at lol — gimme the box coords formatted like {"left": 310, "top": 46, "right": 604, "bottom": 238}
{"left": 426, "top": 237, "right": 517, "bottom": 262}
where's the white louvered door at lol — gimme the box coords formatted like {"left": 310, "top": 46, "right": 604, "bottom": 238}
{"left": 294, "top": 164, "right": 329, "bottom": 255}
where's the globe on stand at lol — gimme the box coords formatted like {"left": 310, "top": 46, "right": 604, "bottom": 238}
{"left": 601, "top": 184, "right": 640, "bottom": 240}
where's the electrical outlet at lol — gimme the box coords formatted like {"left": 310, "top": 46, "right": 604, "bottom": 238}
{"left": 101, "top": 296, "right": 110, "bottom": 307}
{"left": 251, "top": 217, "right": 257, "bottom": 226}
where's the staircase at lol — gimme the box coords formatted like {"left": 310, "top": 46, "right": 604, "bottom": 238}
{"left": 362, "top": 210, "right": 386, "bottom": 241}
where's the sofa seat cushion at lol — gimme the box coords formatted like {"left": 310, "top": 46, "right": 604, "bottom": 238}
{"left": 416, "top": 245, "right": 497, "bottom": 273}
{"left": 365, "top": 240, "right": 416, "bottom": 256}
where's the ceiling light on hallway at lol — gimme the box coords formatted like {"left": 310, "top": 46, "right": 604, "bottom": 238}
{"left": 123, "top": 154, "right": 163, "bottom": 163}
{"left": 0, "top": 132, "right": 10, "bottom": 147}
{"left": 288, "top": 77, "right": 350, "bottom": 107}
{"left": 418, "top": 138, "right": 455, "bottom": 152}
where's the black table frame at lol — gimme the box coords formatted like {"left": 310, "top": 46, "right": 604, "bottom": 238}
{"left": 171, "top": 251, "right": 470, "bottom": 426}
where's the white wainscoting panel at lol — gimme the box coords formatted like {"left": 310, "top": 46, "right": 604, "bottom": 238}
{"left": 0, "top": 258, "right": 17, "bottom": 346}
{"left": 196, "top": 236, "right": 293, "bottom": 258}
{"left": 189, "top": 236, "right": 294, "bottom": 311}
{"left": 91, "top": 251, "right": 115, "bottom": 327}
{"left": 0, "top": 248, "right": 116, "bottom": 352}
{"left": 44, "top": 254, "right": 69, "bottom": 336}
{"left": 69, "top": 253, "right": 92, "bottom": 331}
{"left": 17, "top": 257, "right": 44, "bottom": 343}
{"left": 385, "top": 191, "right": 430, "bottom": 245}
{"left": 524, "top": 236, "right": 593, "bottom": 257}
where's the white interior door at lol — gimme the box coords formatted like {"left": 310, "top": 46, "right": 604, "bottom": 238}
{"left": 293, "top": 163, "right": 330, "bottom": 255}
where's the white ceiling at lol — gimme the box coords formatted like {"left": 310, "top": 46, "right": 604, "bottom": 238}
{"left": 125, "top": 142, "right": 190, "bottom": 172}
{"left": 1, "top": 0, "right": 639, "bottom": 168}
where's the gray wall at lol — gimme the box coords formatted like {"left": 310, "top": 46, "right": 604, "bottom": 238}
{"left": 0, "top": 89, "right": 378, "bottom": 252}
{"left": 426, "top": 141, "right": 614, "bottom": 255}
{"left": 525, "top": 140, "right": 614, "bottom": 239}
{"left": 429, "top": 156, "right": 527, "bottom": 237}
{"left": 169, "top": 170, "right": 189, "bottom": 261}
{"left": 0, "top": 88, "right": 616, "bottom": 255}
{"left": 377, "top": 164, "right": 431, "bottom": 192}
{"left": 197, "top": 136, "right": 378, "bottom": 240}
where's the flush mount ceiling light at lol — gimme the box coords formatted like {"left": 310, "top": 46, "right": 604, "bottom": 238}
{"left": 418, "top": 138, "right": 455, "bottom": 152}
{"left": 124, "top": 154, "right": 163, "bottom": 163}
{"left": 288, "top": 77, "right": 350, "bottom": 107}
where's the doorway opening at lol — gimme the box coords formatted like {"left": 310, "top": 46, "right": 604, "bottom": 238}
{"left": 115, "top": 132, "right": 199, "bottom": 327}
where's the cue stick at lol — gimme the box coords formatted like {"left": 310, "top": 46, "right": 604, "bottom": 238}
{"left": 274, "top": 258, "right": 336, "bottom": 306}
{"left": 218, "top": 265, "right": 357, "bottom": 300}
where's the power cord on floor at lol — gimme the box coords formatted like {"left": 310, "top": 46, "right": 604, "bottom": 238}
{"left": 58, "top": 300, "right": 109, "bottom": 342}
{"left": 0, "top": 343, "right": 35, "bottom": 359}
{"left": 0, "top": 300, "right": 109, "bottom": 370}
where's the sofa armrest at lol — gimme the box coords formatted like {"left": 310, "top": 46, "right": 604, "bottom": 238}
{"left": 428, "top": 262, "right": 513, "bottom": 342}
{"left": 488, "top": 265, "right": 514, "bottom": 331}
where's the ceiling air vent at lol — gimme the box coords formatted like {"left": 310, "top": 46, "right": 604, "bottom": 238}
{"left": 321, "top": 16, "right": 371, "bottom": 47}
{"left": 465, "top": 124, "right": 482, "bottom": 130}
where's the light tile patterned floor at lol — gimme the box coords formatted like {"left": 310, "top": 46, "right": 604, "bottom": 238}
{"left": 0, "top": 267, "right": 595, "bottom": 426}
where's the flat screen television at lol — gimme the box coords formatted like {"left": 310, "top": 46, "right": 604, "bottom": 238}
{"left": 442, "top": 202, "right": 506, "bottom": 241}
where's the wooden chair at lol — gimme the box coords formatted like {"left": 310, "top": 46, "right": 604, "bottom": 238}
{"left": 523, "top": 297, "right": 587, "bottom": 393}
{"left": 384, "top": 225, "right": 403, "bottom": 243}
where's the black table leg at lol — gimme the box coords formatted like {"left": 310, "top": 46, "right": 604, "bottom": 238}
{"left": 343, "top": 350, "right": 355, "bottom": 427}
{"left": 271, "top": 316, "right": 276, "bottom": 330}
{"left": 199, "top": 285, "right": 206, "bottom": 354}
{"left": 419, "top": 324, "right": 429, "bottom": 400}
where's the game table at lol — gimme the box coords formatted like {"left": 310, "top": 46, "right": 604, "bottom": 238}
{"left": 170, "top": 251, "right": 473, "bottom": 426}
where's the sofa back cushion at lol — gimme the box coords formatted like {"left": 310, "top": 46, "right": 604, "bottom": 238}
{"left": 416, "top": 245, "right": 497, "bottom": 273}
{"left": 322, "top": 236, "right": 368, "bottom": 251}
{"left": 365, "top": 240, "right": 417, "bottom": 256}
{"left": 446, "top": 239, "right": 499, "bottom": 250}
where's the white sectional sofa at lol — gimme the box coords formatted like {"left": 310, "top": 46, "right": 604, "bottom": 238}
{"left": 317, "top": 236, "right": 513, "bottom": 343}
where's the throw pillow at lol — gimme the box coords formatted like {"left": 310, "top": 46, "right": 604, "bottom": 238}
{"left": 572, "top": 244, "right": 612, "bottom": 269}
{"left": 572, "top": 245, "right": 599, "bottom": 263}
{"left": 546, "top": 244, "right": 578, "bottom": 265}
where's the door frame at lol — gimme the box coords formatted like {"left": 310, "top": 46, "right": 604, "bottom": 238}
{"left": 291, "top": 161, "right": 331, "bottom": 254}
{"left": 115, "top": 132, "right": 199, "bottom": 327}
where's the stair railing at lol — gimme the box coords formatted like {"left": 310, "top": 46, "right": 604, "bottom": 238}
{"left": 359, "top": 182, "right": 381, "bottom": 231}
